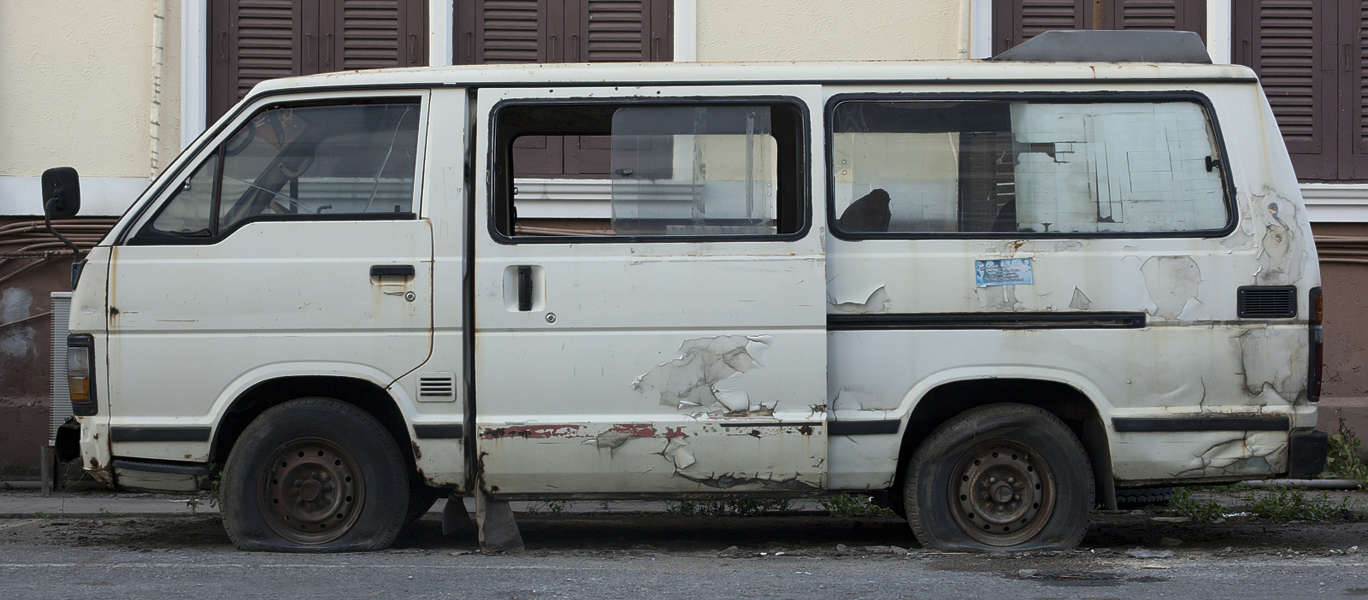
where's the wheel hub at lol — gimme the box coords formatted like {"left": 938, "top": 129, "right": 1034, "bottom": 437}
{"left": 949, "top": 441, "right": 1055, "bottom": 547}
{"left": 259, "top": 438, "right": 364, "bottom": 545}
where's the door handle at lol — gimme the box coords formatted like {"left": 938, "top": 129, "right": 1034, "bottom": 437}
{"left": 517, "top": 265, "right": 533, "bottom": 312}
{"left": 370, "top": 264, "right": 415, "bottom": 278}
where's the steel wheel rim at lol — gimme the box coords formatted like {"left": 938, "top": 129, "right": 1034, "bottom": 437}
{"left": 258, "top": 437, "right": 364, "bottom": 545}
{"left": 947, "top": 439, "right": 1056, "bottom": 547}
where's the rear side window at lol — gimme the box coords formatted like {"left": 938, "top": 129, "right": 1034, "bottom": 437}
{"left": 136, "top": 100, "right": 421, "bottom": 244}
{"left": 829, "top": 97, "right": 1231, "bottom": 237}
{"left": 491, "top": 100, "right": 807, "bottom": 241}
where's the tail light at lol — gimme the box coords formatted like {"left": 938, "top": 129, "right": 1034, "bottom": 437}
{"left": 67, "top": 334, "right": 97, "bottom": 416}
{"left": 1307, "top": 287, "right": 1323, "bottom": 403}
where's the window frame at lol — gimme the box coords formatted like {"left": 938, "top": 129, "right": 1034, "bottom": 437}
{"left": 124, "top": 92, "right": 427, "bottom": 246}
{"left": 824, "top": 90, "right": 1238, "bottom": 241}
{"left": 486, "top": 95, "right": 812, "bottom": 245}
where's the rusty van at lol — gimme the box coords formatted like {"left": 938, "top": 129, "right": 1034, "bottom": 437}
{"left": 43, "top": 31, "right": 1327, "bottom": 552}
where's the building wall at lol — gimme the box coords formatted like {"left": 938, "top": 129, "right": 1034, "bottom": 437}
{"left": 696, "top": 0, "right": 967, "bottom": 61}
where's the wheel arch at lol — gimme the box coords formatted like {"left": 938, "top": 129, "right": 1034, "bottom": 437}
{"left": 207, "top": 373, "right": 418, "bottom": 481}
{"left": 891, "top": 369, "right": 1117, "bottom": 510}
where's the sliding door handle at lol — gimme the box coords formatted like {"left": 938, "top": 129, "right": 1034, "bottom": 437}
{"left": 517, "top": 265, "right": 533, "bottom": 311}
{"left": 370, "top": 264, "right": 415, "bottom": 278}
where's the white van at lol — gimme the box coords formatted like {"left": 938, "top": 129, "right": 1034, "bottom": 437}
{"left": 45, "top": 31, "right": 1327, "bottom": 552}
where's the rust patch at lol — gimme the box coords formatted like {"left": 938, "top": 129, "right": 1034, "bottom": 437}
{"left": 798, "top": 424, "right": 814, "bottom": 435}
{"left": 410, "top": 440, "right": 422, "bottom": 460}
{"left": 480, "top": 424, "right": 584, "bottom": 440}
{"left": 608, "top": 423, "right": 656, "bottom": 437}
{"left": 663, "top": 426, "right": 687, "bottom": 439}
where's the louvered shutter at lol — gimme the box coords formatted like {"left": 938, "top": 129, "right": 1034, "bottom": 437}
{"left": 992, "top": 0, "right": 1091, "bottom": 55}
{"left": 579, "top": 0, "right": 672, "bottom": 62}
{"left": 1234, "top": 0, "right": 1336, "bottom": 180}
{"left": 1341, "top": 1, "right": 1368, "bottom": 179}
{"left": 1107, "top": 0, "right": 1206, "bottom": 40}
{"left": 453, "top": 0, "right": 549, "bottom": 64}
{"left": 333, "top": 0, "right": 429, "bottom": 71}
{"left": 209, "top": 0, "right": 302, "bottom": 121}
{"left": 209, "top": 0, "right": 429, "bottom": 122}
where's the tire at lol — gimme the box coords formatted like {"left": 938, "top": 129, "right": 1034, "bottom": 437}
{"left": 903, "top": 403, "right": 1093, "bottom": 552}
{"left": 405, "top": 485, "right": 443, "bottom": 525}
{"left": 1116, "top": 486, "right": 1175, "bottom": 508}
{"left": 220, "top": 398, "right": 409, "bottom": 552}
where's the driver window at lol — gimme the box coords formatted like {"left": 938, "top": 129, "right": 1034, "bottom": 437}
{"left": 133, "top": 98, "right": 421, "bottom": 245}
{"left": 218, "top": 102, "right": 421, "bottom": 232}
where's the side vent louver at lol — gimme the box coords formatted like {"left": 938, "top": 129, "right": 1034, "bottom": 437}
{"left": 1237, "top": 286, "right": 1297, "bottom": 319}
{"left": 418, "top": 374, "right": 456, "bottom": 402}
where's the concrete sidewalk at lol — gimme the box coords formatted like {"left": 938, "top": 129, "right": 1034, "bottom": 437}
{"left": 0, "top": 490, "right": 831, "bottom": 518}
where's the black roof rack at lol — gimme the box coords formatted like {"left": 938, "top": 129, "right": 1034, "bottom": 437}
{"left": 991, "top": 30, "right": 1212, "bottom": 64}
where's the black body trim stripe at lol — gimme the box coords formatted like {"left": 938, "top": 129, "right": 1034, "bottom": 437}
{"left": 110, "top": 458, "right": 211, "bottom": 476}
{"left": 829, "top": 312, "right": 1146, "bottom": 331}
{"left": 1112, "top": 416, "right": 1290, "bottom": 432}
{"left": 718, "top": 421, "right": 822, "bottom": 428}
{"left": 414, "top": 424, "right": 465, "bottom": 439}
{"left": 830, "top": 420, "right": 901, "bottom": 435}
{"left": 110, "top": 427, "right": 211, "bottom": 443}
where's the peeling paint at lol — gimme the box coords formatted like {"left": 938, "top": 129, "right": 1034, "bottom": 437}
{"left": 632, "top": 335, "right": 771, "bottom": 413}
{"left": 828, "top": 284, "right": 890, "bottom": 313}
{"left": 1237, "top": 327, "right": 1307, "bottom": 403}
{"left": 591, "top": 424, "right": 657, "bottom": 450}
{"left": 480, "top": 424, "right": 585, "bottom": 440}
{"left": 1172, "top": 432, "right": 1286, "bottom": 478}
{"left": 1140, "top": 256, "right": 1200, "bottom": 319}
{"left": 674, "top": 471, "right": 822, "bottom": 491}
{"left": 1068, "top": 287, "right": 1093, "bottom": 310}
{"left": 1252, "top": 190, "right": 1307, "bottom": 286}
{"left": 974, "top": 285, "right": 1021, "bottom": 311}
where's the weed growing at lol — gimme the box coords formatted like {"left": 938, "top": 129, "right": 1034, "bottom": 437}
{"left": 1166, "top": 487, "right": 1224, "bottom": 523}
{"left": 819, "top": 493, "right": 895, "bottom": 517}
{"left": 666, "top": 497, "right": 792, "bottom": 517}
{"left": 1247, "top": 487, "right": 1354, "bottom": 522}
{"left": 1325, "top": 416, "right": 1368, "bottom": 484}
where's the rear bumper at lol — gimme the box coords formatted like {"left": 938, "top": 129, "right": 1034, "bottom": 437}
{"left": 1286, "top": 429, "right": 1329, "bottom": 478}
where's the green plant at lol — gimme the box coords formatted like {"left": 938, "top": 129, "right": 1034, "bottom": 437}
{"left": 1246, "top": 487, "right": 1352, "bottom": 522}
{"left": 545, "top": 500, "right": 567, "bottom": 513}
{"left": 1166, "top": 487, "right": 1224, "bottom": 523}
{"left": 819, "top": 493, "right": 895, "bottom": 517}
{"left": 1325, "top": 417, "right": 1368, "bottom": 483}
{"left": 666, "top": 497, "right": 792, "bottom": 517}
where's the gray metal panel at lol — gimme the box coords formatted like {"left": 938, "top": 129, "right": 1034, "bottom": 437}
{"left": 49, "top": 292, "right": 72, "bottom": 442}
{"left": 991, "top": 29, "right": 1212, "bottom": 64}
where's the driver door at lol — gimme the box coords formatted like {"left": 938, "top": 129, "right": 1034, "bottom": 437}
{"left": 104, "top": 91, "right": 434, "bottom": 463}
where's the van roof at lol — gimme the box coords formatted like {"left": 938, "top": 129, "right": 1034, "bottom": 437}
{"left": 251, "top": 59, "right": 1257, "bottom": 96}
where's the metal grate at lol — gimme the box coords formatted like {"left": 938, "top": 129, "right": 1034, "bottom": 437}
{"left": 417, "top": 374, "right": 456, "bottom": 401}
{"left": 48, "top": 292, "right": 72, "bottom": 441}
{"left": 1237, "top": 285, "right": 1297, "bottom": 319}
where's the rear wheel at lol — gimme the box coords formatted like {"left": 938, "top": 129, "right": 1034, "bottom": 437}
{"left": 903, "top": 403, "right": 1093, "bottom": 551}
{"left": 220, "top": 398, "right": 409, "bottom": 552}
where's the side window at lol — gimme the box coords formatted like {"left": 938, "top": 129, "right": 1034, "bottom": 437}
{"left": 148, "top": 154, "right": 218, "bottom": 238}
{"left": 829, "top": 98, "right": 1230, "bottom": 236}
{"left": 493, "top": 101, "right": 805, "bottom": 240}
{"left": 135, "top": 99, "right": 421, "bottom": 244}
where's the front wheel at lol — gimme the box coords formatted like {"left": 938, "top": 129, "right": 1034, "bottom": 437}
{"left": 903, "top": 403, "right": 1093, "bottom": 551}
{"left": 220, "top": 398, "right": 409, "bottom": 552}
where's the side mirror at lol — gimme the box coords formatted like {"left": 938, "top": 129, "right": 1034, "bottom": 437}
{"left": 41, "top": 167, "right": 81, "bottom": 219}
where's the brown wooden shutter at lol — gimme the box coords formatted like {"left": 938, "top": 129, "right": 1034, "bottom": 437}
{"left": 1340, "top": 1, "right": 1368, "bottom": 179}
{"left": 455, "top": 0, "right": 673, "bottom": 177}
{"left": 209, "top": 0, "right": 429, "bottom": 122}
{"left": 209, "top": 0, "right": 303, "bottom": 121}
{"left": 992, "top": 0, "right": 1091, "bottom": 55}
{"left": 1106, "top": 0, "right": 1206, "bottom": 41}
{"left": 1234, "top": 0, "right": 1336, "bottom": 180}
{"left": 333, "top": 0, "right": 429, "bottom": 70}
{"left": 453, "top": 0, "right": 549, "bottom": 64}
{"left": 992, "top": 0, "right": 1207, "bottom": 55}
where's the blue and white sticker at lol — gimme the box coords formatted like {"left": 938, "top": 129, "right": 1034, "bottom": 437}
{"left": 975, "top": 257, "right": 1034, "bottom": 287}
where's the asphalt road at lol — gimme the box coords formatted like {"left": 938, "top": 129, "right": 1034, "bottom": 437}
{"left": 0, "top": 510, "right": 1366, "bottom": 599}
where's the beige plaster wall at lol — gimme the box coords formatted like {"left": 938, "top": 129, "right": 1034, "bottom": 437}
{"left": 696, "top": 0, "right": 967, "bottom": 62}
{"left": 0, "top": 0, "right": 179, "bottom": 179}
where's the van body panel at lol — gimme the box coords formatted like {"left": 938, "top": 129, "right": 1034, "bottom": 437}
{"left": 470, "top": 85, "right": 829, "bottom": 494}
